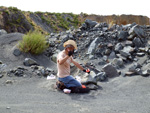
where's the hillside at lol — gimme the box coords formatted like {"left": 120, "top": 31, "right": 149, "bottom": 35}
{"left": 0, "top": 6, "right": 150, "bottom": 34}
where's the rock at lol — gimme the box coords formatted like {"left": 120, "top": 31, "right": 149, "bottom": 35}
{"left": 81, "top": 71, "right": 97, "bottom": 85}
{"left": 133, "top": 37, "right": 143, "bottom": 47}
{"left": 51, "top": 50, "right": 60, "bottom": 63}
{"left": 98, "top": 59, "right": 107, "bottom": 65}
{"left": 137, "top": 55, "right": 148, "bottom": 65}
{"left": 6, "top": 107, "right": 11, "bottom": 109}
{"left": 129, "top": 25, "right": 146, "bottom": 38}
{"left": 5, "top": 80, "right": 13, "bottom": 84}
{"left": 117, "top": 31, "right": 129, "bottom": 40}
{"left": 125, "top": 71, "right": 135, "bottom": 76}
{"left": 104, "top": 49, "right": 111, "bottom": 55}
{"left": 0, "top": 74, "right": 4, "bottom": 78}
{"left": 115, "top": 43, "right": 123, "bottom": 52}
{"left": 142, "top": 63, "right": 150, "bottom": 71}
{"left": 13, "top": 49, "right": 21, "bottom": 56}
{"left": 102, "top": 27, "right": 108, "bottom": 32}
{"left": 125, "top": 41, "right": 133, "bottom": 46}
{"left": 128, "top": 34, "right": 135, "bottom": 40}
{"left": 89, "top": 54, "right": 94, "bottom": 60}
{"left": 87, "top": 84, "right": 99, "bottom": 90}
{"left": 142, "top": 69, "right": 150, "bottom": 77}
{"left": 112, "top": 58, "right": 124, "bottom": 68}
{"left": 23, "top": 58, "right": 38, "bottom": 66}
{"left": 102, "top": 63, "right": 119, "bottom": 78}
{"left": 0, "top": 29, "right": 7, "bottom": 35}
{"left": 108, "top": 51, "right": 116, "bottom": 59}
{"left": 0, "top": 60, "right": 3, "bottom": 64}
{"left": 119, "top": 46, "right": 134, "bottom": 58}
{"left": 80, "top": 23, "right": 87, "bottom": 30}
{"left": 139, "top": 47, "right": 147, "bottom": 52}
{"left": 85, "top": 19, "right": 98, "bottom": 28}
{"left": 136, "top": 53, "right": 145, "bottom": 57}
{"left": 103, "top": 56, "right": 108, "bottom": 61}
{"left": 87, "top": 37, "right": 100, "bottom": 55}
{"left": 95, "top": 72, "right": 107, "bottom": 81}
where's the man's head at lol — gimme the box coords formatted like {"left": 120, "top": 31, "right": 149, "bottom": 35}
{"left": 63, "top": 40, "right": 77, "bottom": 55}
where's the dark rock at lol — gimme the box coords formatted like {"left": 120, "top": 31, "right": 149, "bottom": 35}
{"left": 98, "top": 59, "right": 107, "bottom": 65}
{"left": 112, "top": 58, "right": 124, "bottom": 68}
{"left": 102, "top": 63, "right": 119, "bottom": 78}
{"left": 85, "top": 19, "right": 98, "bottom": 29}
{"left": 86, "top": 84, "right": 99, "bottom": 90}
{"left": 95, "top": 72, "right": 107, "bottom": 81}
{"left": 129, "top": 25, "right": 147, "bottom": 38}
{"left": 115, "top": 43, "right": 123, "bottom": 52}
{"left": 117, "top": 31, "right": 129, "bottom": 40}
{"left": 133, "top": 37, "right": 143, "bottom": 47}
{"left": 23, "top": 58, "right": 38, "bottom": 66}
{"left": 13, "top": 49, "right": 21, "bottom": 56}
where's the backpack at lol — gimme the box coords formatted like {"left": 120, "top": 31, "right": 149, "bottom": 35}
{"left": 56, "top": 81, "right": 66, "bottom": 90}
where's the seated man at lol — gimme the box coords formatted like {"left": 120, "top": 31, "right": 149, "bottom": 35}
{"left": 56, "top": 40, "right": 90, "bottom": 93}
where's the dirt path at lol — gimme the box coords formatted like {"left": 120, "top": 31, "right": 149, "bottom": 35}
{"left": 0, "top": 75, "right": 150, "bottom": 113}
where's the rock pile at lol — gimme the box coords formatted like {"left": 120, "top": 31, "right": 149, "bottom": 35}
{"left": 47, "top": 19, "right": 150, "bottom": 83}
{"left": 0, "top": 19, "right": 150, "bottom": 86}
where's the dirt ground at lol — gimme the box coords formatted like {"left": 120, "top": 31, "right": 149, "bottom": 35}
{"left": 0, "top": 33, "right": 150, "bottom": 113}
{"left": 0, "top": 75, "right": 150, "bottom": 113}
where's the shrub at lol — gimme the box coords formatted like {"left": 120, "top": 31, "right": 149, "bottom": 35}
{"left": 18, "top": 30, "right": 48, "bottom": 54}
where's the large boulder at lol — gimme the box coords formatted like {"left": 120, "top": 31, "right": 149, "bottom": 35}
{"left": 102, "top": 63, "right": 119, "bottom": 78}
{"left": 129, "top": 25, "right": 147, "bottom": 38}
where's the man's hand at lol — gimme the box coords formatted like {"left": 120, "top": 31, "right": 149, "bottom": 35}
{"left": 83, "top": 69, "right": 90, "bottom": 74}
{"left": 68, "top": 51, "right": 74, "bottom": 56}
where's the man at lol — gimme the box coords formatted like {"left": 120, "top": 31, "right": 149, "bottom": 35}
{"left": 57, "top": 40, "right": 90, "bottom": 93}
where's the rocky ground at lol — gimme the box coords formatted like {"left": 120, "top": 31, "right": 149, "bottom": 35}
{"left": 0, "top": 20, "right": 150, "bottom": 113}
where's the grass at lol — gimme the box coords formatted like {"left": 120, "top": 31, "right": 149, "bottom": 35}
{"left": 18, "top": 30, "right": 48, "bottom": 54}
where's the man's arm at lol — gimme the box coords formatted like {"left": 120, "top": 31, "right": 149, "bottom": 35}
{"left": 57, "top": 55, "right": 70, "bottom": 65}
{"left": 72, "top": 60, "right": 84, "bottom": 71}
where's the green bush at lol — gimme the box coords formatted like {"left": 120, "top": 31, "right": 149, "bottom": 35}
{"left": 18, "top": 30, "right": 48, "bottom": 54}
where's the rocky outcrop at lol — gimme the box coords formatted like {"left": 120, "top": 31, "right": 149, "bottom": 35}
{"left": 0, "top": 6, "right": 149, "bottom": 34}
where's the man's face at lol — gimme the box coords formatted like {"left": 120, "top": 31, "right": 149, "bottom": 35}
{"left": 66, "top": 46, "right": 74, "bottom": 52}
